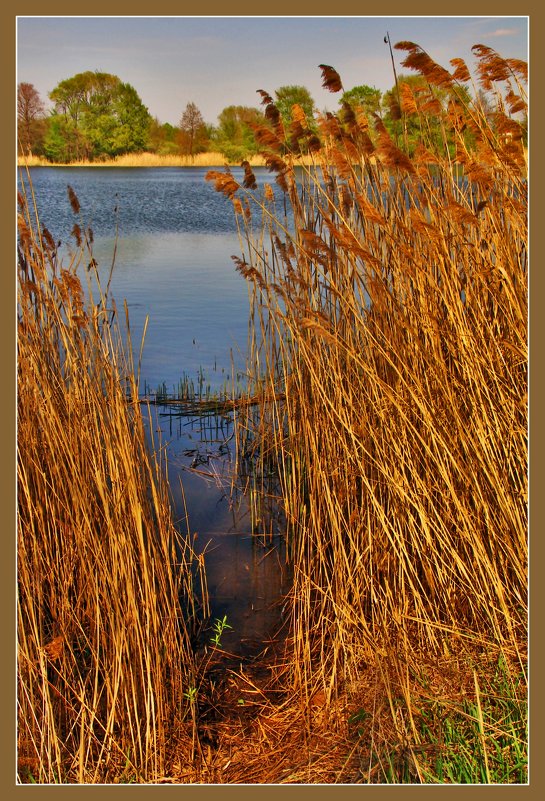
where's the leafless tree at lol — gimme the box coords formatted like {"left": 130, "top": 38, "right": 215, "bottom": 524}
{"left": 18, "top": 82, "right": 46, "bottom": 154}
{"left": 179, "top": 102, "right": 206, "bottom": 157}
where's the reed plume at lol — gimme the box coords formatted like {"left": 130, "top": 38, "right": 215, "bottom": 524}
{"left": 17, "top": 178, "right": 206, "bottom": 783}
{"left": 207, "top": 43, "right": 527, "bottom": 780}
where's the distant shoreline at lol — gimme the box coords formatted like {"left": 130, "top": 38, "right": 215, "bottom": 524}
{"left": 17, "top": 151, "right": 258, "bottom": 168}
{"left": 17, "top": 151, "right": 314, "bottom": 169}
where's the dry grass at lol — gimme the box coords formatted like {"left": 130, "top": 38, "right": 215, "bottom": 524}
{"left": 17, "top": 151, "right": 232, "bottom": 167}
{"left": 17, "top": 151, "right": 318, "bottom": 169}
{"left": 17, "top": 40, "right": 528, "bottom": 784}
{"left": 207, "top": 42, "right": 528, "bottom": 781}
{"left": 17, "top": 176, "right": 208, "bottom": 783}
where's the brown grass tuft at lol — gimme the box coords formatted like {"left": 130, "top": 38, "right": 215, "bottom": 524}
{"left": 17, "top": 174, "right": 206, "bottom": 783}
{"left": 208, "top": 42, "right": 528, "bottom": 781}
{"left": 318, "top": 64, "right": 343, "bottom": 93}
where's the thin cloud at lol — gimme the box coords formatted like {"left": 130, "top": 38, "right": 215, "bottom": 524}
{"left": 485, "top": 28, "right": 519, "bottom": 37}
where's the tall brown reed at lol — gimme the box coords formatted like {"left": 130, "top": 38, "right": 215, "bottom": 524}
{"left": 207, "top": 43, "right": 527, "bottom": 723}
{"left": 17, "top": 179, "right": 206, "bottom": 782}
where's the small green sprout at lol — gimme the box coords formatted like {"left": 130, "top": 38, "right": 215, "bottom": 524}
{"left": 210, "top": 615, "right": 232, "bottom": 647}
{"left": 184, "top": 686, "right": 198, "bottom": 703}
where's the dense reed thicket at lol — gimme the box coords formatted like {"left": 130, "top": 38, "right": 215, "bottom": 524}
{"left": 17, "top": 180, "right": 207, "bottom": 782}
{"left": 17, "top": 38, "right": 528, "bottom": 785}
{"left": 207, "top": 42, "right": 528, "bottom": 778}
{"left": 16, "top": 151, "right": 275, "bottom": 168}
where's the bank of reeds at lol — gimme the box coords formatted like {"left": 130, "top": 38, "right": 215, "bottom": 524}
{"left": 18, "top": 151, "right": 295, "bottom": 169}
{"left": 207, "top": 42, "right": 528, "bottom": 781}
{"left": 17, "top": 178, "right": 208, "bottom": 782}
{"left": 16, "top": 39, "right": 528, "bottom": 784}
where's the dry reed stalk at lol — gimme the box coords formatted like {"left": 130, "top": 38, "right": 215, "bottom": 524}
{"left": 17, "top": 152, "right": 319, "bottom": 170}
{"left": 17, "top": 177, "right": 207, "bottom": 783}
{"left": 206, "top": 42, "right": 528, "bottom": 763}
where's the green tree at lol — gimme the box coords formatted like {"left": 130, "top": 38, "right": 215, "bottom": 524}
{"left": 109, "top": 82, "right": 151, "bottom": 155}
{"left": 50, "top": 71, "right": 117, "bottom": 126}
{"left": 381, "top": 74, "right": 441, "bottom": 153}
{"left": 340, "top": 85, "right": 382, "bottom": 116}
{"left": 382, "top": 74, "right": 474, "bottom": 156}
{"left": 43, "top": 115, "right": 88, "bottom": 163}
{"left": 274, "top": 85, "right": 315, "bottom": 127}
{"left": 147, "top": 119, "right": 180, "bottom": 154}
{"left": 212, "top": 106, "right": 265, "bottom": 162}
{"left": 47, "top": 71, "right": 151, "bottom": 161}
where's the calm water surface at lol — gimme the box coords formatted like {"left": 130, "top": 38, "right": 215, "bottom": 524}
{"left": 23, "top": 167, "right": 289, "bottom": 654}
{"left": 23, "top": 167, "right": 258, "bottom": 392}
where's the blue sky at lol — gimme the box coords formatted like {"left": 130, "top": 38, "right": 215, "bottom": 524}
{"left": 17, "top": 16, "right": 528, "bottom": 127}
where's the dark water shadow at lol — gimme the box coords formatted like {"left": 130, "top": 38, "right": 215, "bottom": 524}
{"left": 145, "top": 401, "right": 291, "bottom": 658}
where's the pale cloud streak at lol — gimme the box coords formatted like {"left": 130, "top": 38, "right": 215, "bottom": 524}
{"left": 485, "top": 28, "right": 520, "bottom": 37}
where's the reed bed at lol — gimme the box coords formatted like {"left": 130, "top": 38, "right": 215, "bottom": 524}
{"left": 16, "top": 39, "right": 528, "bottom": 784}
{"left": 18, "top": 151, "right": 318, "bottom": 169}
{"left": 207, "top": 42, "right": 528, "bottom": 781}
{"left": 17, "top": 151, "right": 233, "bottom": 167}
{"left": 16, "top": 178, "right": 208, "bottom": 783}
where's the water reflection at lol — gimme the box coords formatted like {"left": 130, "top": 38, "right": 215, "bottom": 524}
{"left": 23, "top": 166, "right": 289, "bottom": 656}
{"left": 146, "top": 402, "right": 290, "bottom": 656}
{"left": 91, "top": 230, "right": 250, "bottom": 392}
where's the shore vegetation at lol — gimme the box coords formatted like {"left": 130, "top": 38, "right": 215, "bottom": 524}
{"left": 17, "top": 176, "right": 210, "bottom": 782}
{"left": 17, "top": 40, "right": 528, "bottom": 783}
{"left": 207, "top": 40, "right": 528, "bottom": 782}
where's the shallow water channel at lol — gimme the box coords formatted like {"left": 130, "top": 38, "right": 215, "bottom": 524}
{"left": 22, "top": 166, "right": 290, "bottom": 655}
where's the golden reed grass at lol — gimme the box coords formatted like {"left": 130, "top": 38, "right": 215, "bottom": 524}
{"left": 17, "top": 151, "right": 239, "bottom": 168}
{"left": 17, "top": 177, "right": 208, "bottom": 782}
{"left": 16, "top": 40, "right": 528, "bottom": 783}
{"left": 17, "top": 151, "right": 317, "bottom": 169}
{"left": 207, "top": 42, "right": 528, "bottom": 779}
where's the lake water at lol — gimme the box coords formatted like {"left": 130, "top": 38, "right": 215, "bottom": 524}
{"left": 21, "top": 167, "right": 258, "bottom": 392}
{"left": 20, "top": 167, "right": 290, "bottom": 655}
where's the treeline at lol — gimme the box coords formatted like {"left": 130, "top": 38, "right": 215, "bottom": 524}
{"left": 18, "top": 66, "right": 527, "bottom": 164}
